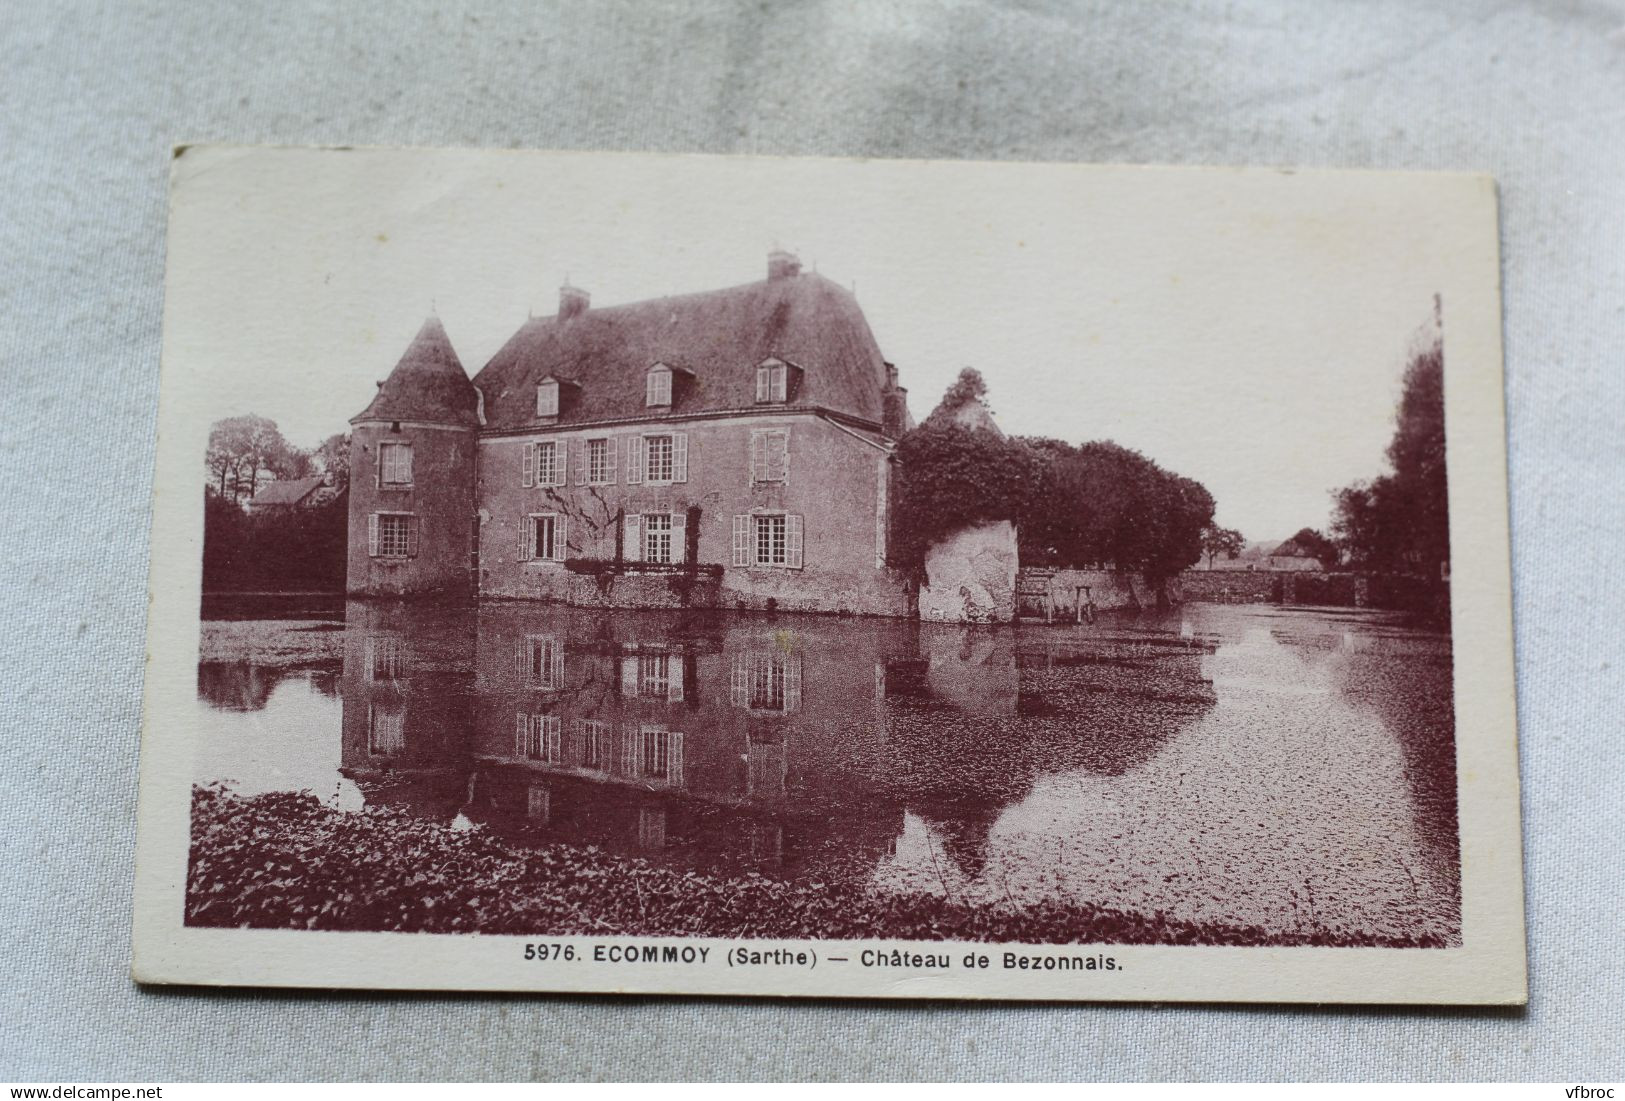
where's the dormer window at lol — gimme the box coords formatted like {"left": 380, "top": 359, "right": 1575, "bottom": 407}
{"left": 536, "top": 379, "right": 559, "bottom": 417}
{"left": 756, "top": 359, "right": 788, "bottom": 403}
{"left": 646, "top": 364, "right": 673, "bottom": 408}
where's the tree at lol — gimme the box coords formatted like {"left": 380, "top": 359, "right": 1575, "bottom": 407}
{"left": 923, "top": 367, "right": 989, "bottom": 425}
{"left": 1200, "top": 524, "right": 1245, "bottom": 569}
{"left": 314, "top": 432, "right": 351, "bottom": 491}
{"left": 204, "top": 415, "right": 306, "bottom": 501}
{"left": 1330, "top": 318, "right": 1448, "bottom": 575}
{"left": 1013, "top": 438, "right": 1214, "bottom": 582}
{"left": 1285, "top": 526, "right": 1339, "bottom": 569}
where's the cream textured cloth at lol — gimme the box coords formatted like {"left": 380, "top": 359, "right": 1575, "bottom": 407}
{"left": 1, "top": 0, "right": 1619, "bottom": 1081}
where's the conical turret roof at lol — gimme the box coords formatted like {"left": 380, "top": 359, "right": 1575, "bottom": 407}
{"left": 351, "top": 317, "right": 480, "bottom": 427}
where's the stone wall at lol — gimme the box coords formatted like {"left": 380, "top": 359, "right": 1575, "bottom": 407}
{"left": 919, "top": 520, "right": 1019, "bottom": 623}
{"left": 1180, "top": 568, "right": 1446, "bottom": 613}
{"left": 1179, "top": 569, "right": 1282, "bottom": 604}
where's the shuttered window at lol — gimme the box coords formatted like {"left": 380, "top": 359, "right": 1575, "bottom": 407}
{"left": 573, "top": 719, "right": 611, "bottom": 772}
{"left": 621, "top": 726, "right": 684, "bottom": 786}
{"left": 756, "top": 360, "right": 787, "bottom": 403}
{"left": 536, "top": 380, "right": 559, "bottom": 417}
{"left": 750, "top": 428, "right": 789, "bottom": 483}
{"left": 731, "top": 651, "right": 803, "bottom": 712}
{"left": 586, "top": 437, "right": 614, "bottom": 484}
{"left": 731, "top": 513, "right": 804, "bottom": 568}
{"left": 620, "top": 652, "right": 685, "bottom": 701}
{"left": 521, "top": 441, "right": 565, "bottom": 487}
{"left": 635, "top": 433, "right": 686, "bottom": 484}
{"left": 646, "top": 365, "right": 672, "bottom": 407}
{"left": 515, "top": 634, "right": 563, "bottom": 689}
{"left": 378, "top": 441, "right": 412, "bottom": 486}
{"left": 365, "top": 635, "right": 405, "bottom": 682}
{"left": 514, "top": 712, "right": 563, "bottom": 762}
{"left": 520, "top": 513, "right": 567, "bottom": 562}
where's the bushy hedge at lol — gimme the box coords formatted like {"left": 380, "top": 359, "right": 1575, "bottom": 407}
{"left": 890, "top": 425, "right": 1045, "bottom": 568}
{"left": 890, "top": 406, "right": 1214, "bottom": 583}
{"left": 203, "top": 490, "right": 347, "bottom": 592}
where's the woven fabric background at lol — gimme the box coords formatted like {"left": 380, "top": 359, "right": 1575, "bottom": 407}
{"left": 1, "top": 0, "right": 1619, "bottom": 1081}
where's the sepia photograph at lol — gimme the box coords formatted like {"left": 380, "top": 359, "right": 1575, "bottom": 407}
{"left": 134, "top": 146, "right": 1522, "bottom": 1002}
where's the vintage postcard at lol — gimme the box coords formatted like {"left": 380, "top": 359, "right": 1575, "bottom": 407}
{"left": 133, "top": 146, "right": 1525, "bottom": 1003}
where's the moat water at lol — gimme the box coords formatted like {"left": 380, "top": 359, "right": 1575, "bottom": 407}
{"left": 194, "top": 600, "right": 1461, "bottom": 943}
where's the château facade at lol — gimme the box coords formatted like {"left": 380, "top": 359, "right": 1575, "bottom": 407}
{"left": 346, "top": 251, "right": 916, "bottom": 615}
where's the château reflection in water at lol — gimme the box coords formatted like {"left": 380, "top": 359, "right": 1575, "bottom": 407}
{"left": 196, "top": 599, "right": 1460, "bottom": 940}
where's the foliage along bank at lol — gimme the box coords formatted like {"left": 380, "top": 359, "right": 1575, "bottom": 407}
{"left": 891, "top": 370, "right": 1215, "bottom": 584}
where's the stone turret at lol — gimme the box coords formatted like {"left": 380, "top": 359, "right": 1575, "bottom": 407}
{"left": 346, "top": 317, "right": 479, "bottom": 597}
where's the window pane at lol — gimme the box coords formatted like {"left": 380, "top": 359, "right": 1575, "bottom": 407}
{"left": 588, "top": 438, "right": 608, "bottom": 482}
{"left": 754, "top": 514, "right": 786, "bottom": 565}
{"left": 645, "top": 436, "right": 673, "bottom": 482}
{"left": 645, "top": 513, "right": 671, "bottom": 564}
{"left": 378, "top": 514, "right": 411, "bottom": 556}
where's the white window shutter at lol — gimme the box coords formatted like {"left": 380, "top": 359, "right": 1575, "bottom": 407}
{"left": 515, "top": 711, "right": 528, "bottom": 758}
{"left": 670, "top": 510, "right": 686, "bottom": 564}
{"left": 750, "top": 431, "right": 764, "bottom": 483}
{"left": 574, "top": 440, "right": 587, "bottom": 485}
{"left": 553, "top": 441, "right": 566, "bottom": 486}
{"left": 401, "top": 444, "right": 413, "bottom": 484}
{"left": 406, "top": 515, "right": 420, "bottom": 557}
{"left": 554, "top": 516, "right": 568, "bottom": 561}
{"left": 521, "top": 443, "right": 535, "bottom": 487}
{"left": 605, "top": 438, "right": 618, "bottom": 483}
{"left": 620, "top": 657, "right": 638, "bottom": 699}
{"left": 620, "top": 725, "right": 637, "bottom": 776}
{"left": 550, "top": 640, "right": 564, "bottom": 687}
{"left": 368, "top": 513, "right": 379, "bottom": 557}
{"left": 785, "top": 655, "right": 802, "bottom": 711}
{"left": 626, "top": 436, "right": 643, "bottom": 483}
{"left": 732, "top": 514, "right": 750, "bottom": 566}
{"left": 669, "top": 732, "right": 684, "bottom": 787}
{"left": 623, "top": 513, "right": 642, "bottom": 562}
{"left": 667, "top": 654, "right": 684, "bottom": 702}
{"left": 519, "top": 517, "right": 532, "bottom": 560}
{"left": 787, "top": 514, "right": 804, "bottom": 569}
{"left": 673, "top": 433, "right": 688, "bottom": 483}
{"left": 778, "top": 430, "right": 790, "bottom": 484}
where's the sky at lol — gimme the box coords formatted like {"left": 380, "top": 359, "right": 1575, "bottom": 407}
{"left": 164, "top": 147, "right": 1469, "bottom": 542}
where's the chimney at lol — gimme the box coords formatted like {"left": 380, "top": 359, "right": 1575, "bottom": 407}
{"left": 559, "top": 282, "right": 590, "bottom": 321}
{"left": 881, "top": 362, "right": 909, "bottom": 438}
{"left": 767, "top": 249, "right": 802, "bottom": 281}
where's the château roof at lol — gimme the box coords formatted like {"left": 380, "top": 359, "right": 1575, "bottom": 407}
{"left": 472, "top": 271, "right": 892, "bottom": 431}
{"left": 351, "top": 316, "right": 481, "bottom": 428}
